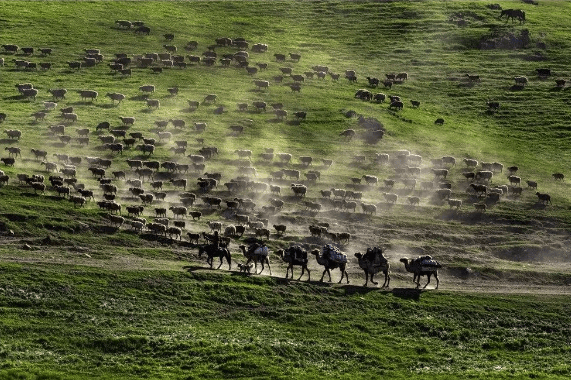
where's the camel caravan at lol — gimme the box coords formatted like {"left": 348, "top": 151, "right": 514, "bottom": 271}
{"left": 197, "top": 232, "right": 442, "bottom": 289}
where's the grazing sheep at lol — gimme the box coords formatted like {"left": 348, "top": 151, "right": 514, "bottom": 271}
{"left": 299, "top": 156, "right": 313, "bottom": 166}
{"left": 434, "top": 118, "right": 445, "bottom": 125}
{"left": 383, "top": 192, "right": 398, "bottom": 204}
{"left": 514, "top": 76, "right": 528, "bottom": 86}
{"left": 5, "top": 147, "right": 21, "bottom": 157}
{"left": 526, "top": 180, "right": 538, "bottom": 189}
{"left": 361, "top": 174, "right": 378, "bottom": 186}
{"left": 291, "top": 183, "right": 307, "bottom": 197}
{"left": 145, "top": 99, "right": 160, "bottom": 109}
{"left": 508, "top": 175, "right": 521, "bottom": 186}
{"left": 139, "top": 85, "right": 155, "bottom": 94}
{"left": 448, "top": 199, "right": 462, "bottom": 209}
{"left": 470, "top": 183, "right": 488, "bottom": 195}
{"left": 431, "top": 168, "right": 448, "bottom": 179}
{"left": 361, "top": 203, "right": 377, "bottom": 215}
{"left": 475, "top": 170, "right": 493, "bottom": 182}
{"left": 474, "top": 203, "right": 487, "bottom": 212}
{"left": 435, "top": 188, "right": 452, "bottom": 200}
{"left": 463, "top": 158, "right": 478, "bottom": 168}
{"left": 552, "top": 173, "right": 564, "bottom": 181}
{"left": 1, "top": 157, "right": 15, "bottom": 166}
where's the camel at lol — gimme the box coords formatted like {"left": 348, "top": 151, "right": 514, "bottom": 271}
{"left": 400, "top": 256, "right": 441, "bottom": 289}
{"left": 278, "top": 246, "right": 310, "bottom": 281}
{"left": 355, "top": 247, "right": 390, "bottom": 287}
{"left": 239, "top": 244, "right": 271, "bottom": 275}
{"left": 197, "top": 245, "right": 232, "bottom": 270}
{"left": 311, "top": 248, "right": 349, "bottom": 284}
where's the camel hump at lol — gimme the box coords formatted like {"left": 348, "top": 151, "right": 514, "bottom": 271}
{"left": 254, "top": 246, "right": 269, "bottom": 256}
{"left": 323, "top": 244, "right": 347, "bottom": 263}
{"left": 420, "top": 258, "right": 441, "bottom": 269}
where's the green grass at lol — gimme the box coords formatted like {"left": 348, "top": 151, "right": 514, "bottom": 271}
{"left": 0, "top": 263, "right": 570, "bottom": 379}
{"left": 1, "top": 0, "right": 571, "bottom": 378}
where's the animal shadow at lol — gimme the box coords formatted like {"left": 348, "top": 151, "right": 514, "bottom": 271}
{"left": 392, "top": 287, "right": 422, "bottom": 300}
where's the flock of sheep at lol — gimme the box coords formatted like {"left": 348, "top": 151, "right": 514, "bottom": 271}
{"left": 0, "top": 16, "right": 565, "bottom": 288}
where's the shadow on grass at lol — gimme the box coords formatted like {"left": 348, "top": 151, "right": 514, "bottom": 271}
{"left": 392, "top": 287, "right": 422, "bottom": 300}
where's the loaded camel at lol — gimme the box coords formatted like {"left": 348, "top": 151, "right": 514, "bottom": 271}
{"left": 354, "top": 247, "right": 390, "bottom": 287}
{"left": 278, "top": 246, "right": 311, "bottom": 281}
{"left": 311, "top": 247, "right": 349, "bottom": 284}
{"left": 399, "top": 256, "right": 441, "bottom": 289}
{"left": 239, "top": 244, "right": 271, "bottom": 275}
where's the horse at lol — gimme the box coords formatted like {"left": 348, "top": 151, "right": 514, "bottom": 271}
{"left": 197, "top": 245, "right": 232, "bottom": 270}
{"left": 499, "top": 9, "right": 525, "bottom": 23}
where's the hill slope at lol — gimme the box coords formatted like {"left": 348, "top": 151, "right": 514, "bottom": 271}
{"left": 0, "top": 1, "right": 571, "bottom": 378}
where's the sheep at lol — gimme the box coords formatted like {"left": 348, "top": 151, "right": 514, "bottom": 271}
{"left": 389, "top": 101, "right": 404, "bottom": 110}
{"left": 474, "top": 203, "right": 487, "bottom": 212}
{"left": 463, "top": 158, "right": 478, "bottom": 168}
{"left": 54, "top": 185, "right": 70, "bottom": 197}
{"left": 508, "top": 175, "right": 521, "bottom": 186}
{"left": 492, "top": 162, "right": 504, "bottom": 173}
{"left": 278, "top": 153, "right": 292, "bottom": 163}
{"left": 362, "top": 175, "right": 378, "bottom": 185}
{"left": 137, "top": 144, "right": 155, "bottom": 156}
{"left": 435, "top": 189, "right": 452, "bottom": 200}
{"left": 69, "top": 195, "right": 86, "bottom": 208}
{"left": 106, "top": 93, "right": 126, "bottom": 104}
{"left": 207, "top": 221, "right": 222, "bottom": 232}
{"left": 475, "top": 170, "right": 493, "bottom": 182}
{"left": 5, "top": 147, "right": 21, "bottom": 157}
{"left": 61, "top": 113, "right": 78, "bottom": 123}
{"left": 514, "top": 76, "right": 528, "bottom": 86}
{"left": 507, "top": 166, "right": 519, "bottom": 175}
{"left": 402, "top": 178, "right": 417, "bottom": 189}
{"left": 526, "top": 180, "right": 538, "bottom": 189}
{"left": 407, "top": 196, "right": 420, "bottom": 206}
{"left": 432, "top": 168, "right": 448, "bottom": 179}
{"left": 203, "top": 94, "right": 217, "bottom": 103}
{"left": 291, "top": 183, "right": 307, "bottom": 197}
{"left": 448, "top": 199, "right": 462, "bottom": 209}
{"left": 469, "top": 183, "right": 488, "bottom": 195}
{"left": 383, "top": 192, "right": 398, "bottom": 204}
{"left": 552, "top": 173, "right": 565, "bottom": 181}
{"left": 139, "top": 85, "right": 155, "bottom": 94}
{"left": 144, "top": 99, "right": 159, "bottom": 109}
{"left": 104, "top": 143, "right": 123, "bottom": 155}
{"left": 0, "top": 157, "right": 15, "bottom": 166}
{"left": 170, "top": 178, "right": 187, "bottom": 190}
{"left": 339, "top": 129, "right": 356, "bottom": 140}
{"left": 299, "top": 156, "right": 313, "bottom": 166}
{"left": 361, "top": 203, "right": 377, "bottom": 215}
{"left": 169, "top": 206, "right": 188, "bottom": 219}
{"left": 41, "top": 161, "right": 58, "bottom": 172}
{"left": 157, "top": 131, "right": 172, "bottom": 141}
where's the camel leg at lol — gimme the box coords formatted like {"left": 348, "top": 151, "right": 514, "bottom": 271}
{"left": 286, "top": 265, "right": 291, "bottom": 279}
{"left": 363, "top": 270, "right": 368, "bottom": 287}
{"left": 304, "top": 266, "right": 311, "bottom": 282}
{"left": 382, "top": 271, "right": 390, "bottom": 288}
{"left": 370, "top": 273, "right": 378, "bottom": 286}
{"left": 266, "top": 258, "right": 271, "bottom": 276}
{"left": 217, "top": 256, "right": 224, "bottom": 269}
{"left": 423, "top": 273, "right": 432, "bottom": 289}
{"left": 319, "top": 268, "right": 327, "bottom": 282}
{"left": 227, "top": 254, "right": 231, "bottom": 270}
{"left": 344, "top": 270, "right": 349, "bottom": 284}
{"left": 434, "top": 272, "right": 439, "bottom": 289}
{"left": 297, "top": 266, "right": 304, "bottom": 281}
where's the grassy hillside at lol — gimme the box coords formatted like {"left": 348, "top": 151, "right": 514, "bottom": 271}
{"left": 1, "top": 0, "right": 571, "bottom": 378}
